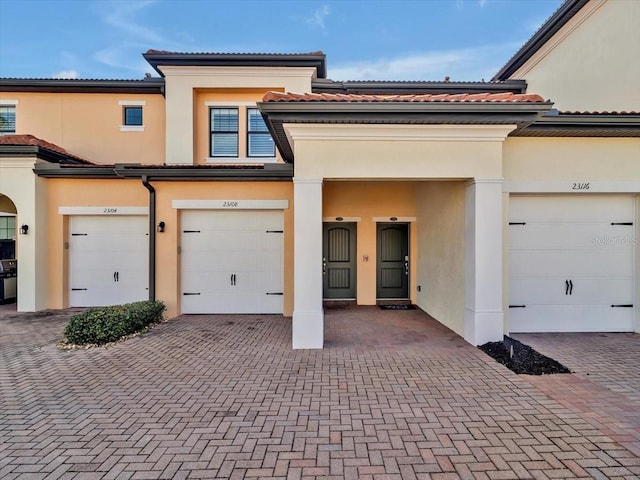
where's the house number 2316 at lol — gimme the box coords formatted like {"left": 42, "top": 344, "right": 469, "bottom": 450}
{"left": 571, "top": 182, "right": 590, "bottom": 190}
{"left": 223, "top": 201, "right": 238, "bottom": 208}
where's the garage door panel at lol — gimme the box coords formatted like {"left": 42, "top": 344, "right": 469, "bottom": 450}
{"left": 510, "top": 223, "right": 633, "bottom": 249}
{"left": 510, "top": 249, "right": 633, "bottom": 277}
{"left": 510, "top": 196, "right": 634, "bottom": 222}
{"left": 509, "top": 196, "right": 635, "bottom": 333}
{"left": 510, "top": 305, "right": 634, "bottom": 333}
{"left": 70, "top": 216, "right": 148, "bottom": 307}
{"left": 510, "top": 277, "right": 633, "bottom": 305}
{"left": 181, "top": 210, "right": 283, "bottom": 314}
{"left": 182, "top": 292, "right": 281, "bottom": 314}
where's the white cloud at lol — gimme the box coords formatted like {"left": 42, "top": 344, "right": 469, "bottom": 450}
{"left": 307, "top": 4, "right": 331, "bottom": 31}
{"left": 328, "top": 43, "right": 522, "bottom": 81}
{"left": 479, "top": 0, "right": 488, "bottom": 7}
{"left": 52, "top": 69, "right": 78, "bottom": 79}
{"left": 92, "top": 0, "right": 186, "bottom": 76}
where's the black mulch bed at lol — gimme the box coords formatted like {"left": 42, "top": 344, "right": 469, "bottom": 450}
{"left": 479, "top": 336, "right": 571, "bottom": 375}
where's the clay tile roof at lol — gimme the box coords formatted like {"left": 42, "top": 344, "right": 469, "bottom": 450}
{"left": 0, "top": 134, "right": 91, "bottom": 163}
{"left": 262, "top": 91, "right": 547, "bottom": 103}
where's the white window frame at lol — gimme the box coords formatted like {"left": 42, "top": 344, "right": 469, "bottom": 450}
{"left": 119, "top": 100, "right": 146, "bottom": 132}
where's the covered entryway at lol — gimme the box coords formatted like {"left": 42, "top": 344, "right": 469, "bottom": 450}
{"left": 376, "top": 223, "right": 409, "bottom": 299}
{"left": 509, "top": 195, "right": 635, "bottom": 332}
{"left": 69, "top": 215, "right": 148, "bottom": 307}
{"left": 180, "top": 210, "right": 283, "bottom": 314}
{"left": 323, "top": 222, "right": 356, "bottom": 299}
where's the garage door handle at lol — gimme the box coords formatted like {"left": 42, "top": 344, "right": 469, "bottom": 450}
{"left": 509, "top": 305, "right": 526, "bottom": 308}
{"left": 565, "top": 280, "right": 569, "bottom": 295}
{"left": 183, "top": 292, "right": 201, "bottom": 296}
{"left": 611, "top": 222, "right": 633, "bottom": 226}
{"left": 611, "top": 304, "right": 633, "bottom": 308}
{"left": 266, "top": 292, "right": 283, "bottom": 295}
{"left": 569, "top": 280, "right": 573, "bottom": 295}
{"left": 71, "top": 288, "right": 87, "bottom": 291}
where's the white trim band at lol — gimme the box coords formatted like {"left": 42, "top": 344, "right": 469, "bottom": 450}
{"left": 118, "top": 100, "right": 146, "bottom": 106}
{"left": 373, "top": 216, "right": 416, "bottom": 223}
{"left": 58, "top": 206, "right": 148, "bottom": 215}
{"left": 172, "top": 199, "right": 289, "bottom": 210}
{"left": 322, "top": 216, "right": 361, "bottom": 222}
{"left": 504, "top": 181, "right": 640, "bottom": 193}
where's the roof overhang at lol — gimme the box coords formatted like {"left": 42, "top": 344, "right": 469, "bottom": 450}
{"left": 492, "top": 0, "right": 589, "bottom": 81}
{"left": 0, "top": 144, "right": 90, "bottom": 164}
{"left": 513, "top": 112, "right": 640, "bottom": 137}
{"left": 258, "top": 101, "right": 554, "bottom": 163}
{"left": 33, "top": 162, "right": 293, "bottom": 180}
{"left": 312, "top": 79, "right": 528, "bottom": 95}
{"left": 143, "top": 51, "right": 326, "bottom": 79}
{"left": 0, "top": 78, "right": 165, "bottom": 94}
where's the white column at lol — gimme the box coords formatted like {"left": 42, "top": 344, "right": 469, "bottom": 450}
{"left": 464, "top": 179, "right": 504, "bottom": 346}
{"left": 292, "top": 177, "right": 324, "bottom": 349}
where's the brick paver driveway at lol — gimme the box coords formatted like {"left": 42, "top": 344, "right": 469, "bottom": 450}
{"left": 1, "top": 306, "right": 639, "bottom": 479}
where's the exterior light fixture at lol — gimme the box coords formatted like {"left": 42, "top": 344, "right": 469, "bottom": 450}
{"left": 157, "top": 221, "right": 165, "bottom": 233}
{"left": 20, "top": 224, "right": 29, "bottom": 235}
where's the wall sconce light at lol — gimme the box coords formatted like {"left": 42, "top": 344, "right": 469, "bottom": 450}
{"left": 20, "top": 224, "right": 29, "bottom": 235}
{"left": 157, "top": 221, "right": 165, "bottom": 233}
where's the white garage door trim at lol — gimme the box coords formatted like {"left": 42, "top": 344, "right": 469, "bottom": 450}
{"left": 180, "top": 209, "right": 284, "bottom": 314}
{"left": 509, "top": 195, "right": 635, "bottom": 333}
{"left": 69, "top": 215, "right": 149, "bottom": 307}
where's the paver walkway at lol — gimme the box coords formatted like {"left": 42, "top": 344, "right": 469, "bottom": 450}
{"left": 1, "top": 306, "right": 639, "bottom": 479}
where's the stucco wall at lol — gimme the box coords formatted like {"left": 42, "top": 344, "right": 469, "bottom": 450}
{"left": 0, "top": 92, "right": 165, "bottom": 165}
{"left": 323, "top": 181, "right": 418, "bottom": 305}
{"left": 415, "top": 182, "right": 466, "bottom": 336}
{"left": 0, "top": 158, "right": 48, "bottom": 311}
{"left": 295, "top": 140, "right": 503, "bottom": 180}
{"left": 511, "top": 0, "right": 640, "bottom": 111}
{"left": 503, "top": 137, "right": 640, "bottom": 182}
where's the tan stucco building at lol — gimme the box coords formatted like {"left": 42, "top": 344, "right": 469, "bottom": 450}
{"left": 1, "top": 0, "right": 638, "bottom": 348}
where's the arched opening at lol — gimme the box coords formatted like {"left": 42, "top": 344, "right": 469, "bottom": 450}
{"left": 0, "top": 193, "right": 18, "bottom": 307}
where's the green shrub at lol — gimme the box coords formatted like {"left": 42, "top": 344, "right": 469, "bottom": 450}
{"left": 64, "top": 301, "right": 165, "bottom": 346}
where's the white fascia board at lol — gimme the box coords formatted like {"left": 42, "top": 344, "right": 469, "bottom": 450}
{"left": 283, "top": 124, "right": 518, "bottom": 145}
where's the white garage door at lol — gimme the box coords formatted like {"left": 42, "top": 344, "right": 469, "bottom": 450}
{"left": 69, "top": 216, "right": 148, "bottom": 307}
{"left": 509, "top": 196, "right": 635, "bottom": 333}
{"left": 181, "top": 210, "right": 283, "bottom": 314}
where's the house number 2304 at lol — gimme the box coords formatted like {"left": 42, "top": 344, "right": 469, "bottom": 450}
{"left": 571, "top": 182, "right": 590, "bottom": 190}
{"left": 223, "top": 201, "right": 238, "bottom": 208}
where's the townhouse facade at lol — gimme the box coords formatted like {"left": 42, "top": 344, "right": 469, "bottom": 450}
{"left": 0, "top": 0, "right": 638, "bottom": 348}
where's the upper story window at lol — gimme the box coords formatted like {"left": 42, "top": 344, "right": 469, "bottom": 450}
{"left": 247, "top": 108, "right": 275, "bottom": 157}
{"left": 210, "top": 108, "right": 239, "bottom": 157}
{"left": 123, "top": 106, "right": 143, "bottom": 126}
{"left": 119, "top": 100, "right": 145, "bottom": 132}
{"left": 0, "top": 105, "right": 16, "bottom": 135}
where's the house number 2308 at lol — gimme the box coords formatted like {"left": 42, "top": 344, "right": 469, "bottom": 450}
{"left": 223, "top": 201, "right": 238, "bottom": 208}
{"left": 571, "top": 182, "right": 590, "bottom": 190}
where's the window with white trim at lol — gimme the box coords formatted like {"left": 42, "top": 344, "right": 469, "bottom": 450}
{"left": 0, "top": 106, "right": 16, "bottom": 135}
{"left": 119, "top": 100, "right": 145, "bottom": 131}
{"left": 247, "top": 108, "right": 275, "bottom": 157}
{"left": 210, "top": 107, "right": 239, "bottom": 157}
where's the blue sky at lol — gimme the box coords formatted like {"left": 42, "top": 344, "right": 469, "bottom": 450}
{"left": 0, "top": 0, "right": 563, "bottom": 82}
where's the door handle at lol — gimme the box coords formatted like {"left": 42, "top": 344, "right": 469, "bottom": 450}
{"left": 569, "top": 280, "right": 573, "bottom": 295}
{"left": 404, "top": 261, "right": 409, "bottom": 275}
{"left": 230, "top": 274, "right": 236, "bottom": 286}
{"left": 114, "top": 271, "right": 119, "bottom": 282}
{"left": 565, "top": 280, "right": 569, "bottom": 295}
{"left": 322, "top": 257, "right": 326, "bottom": 275}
